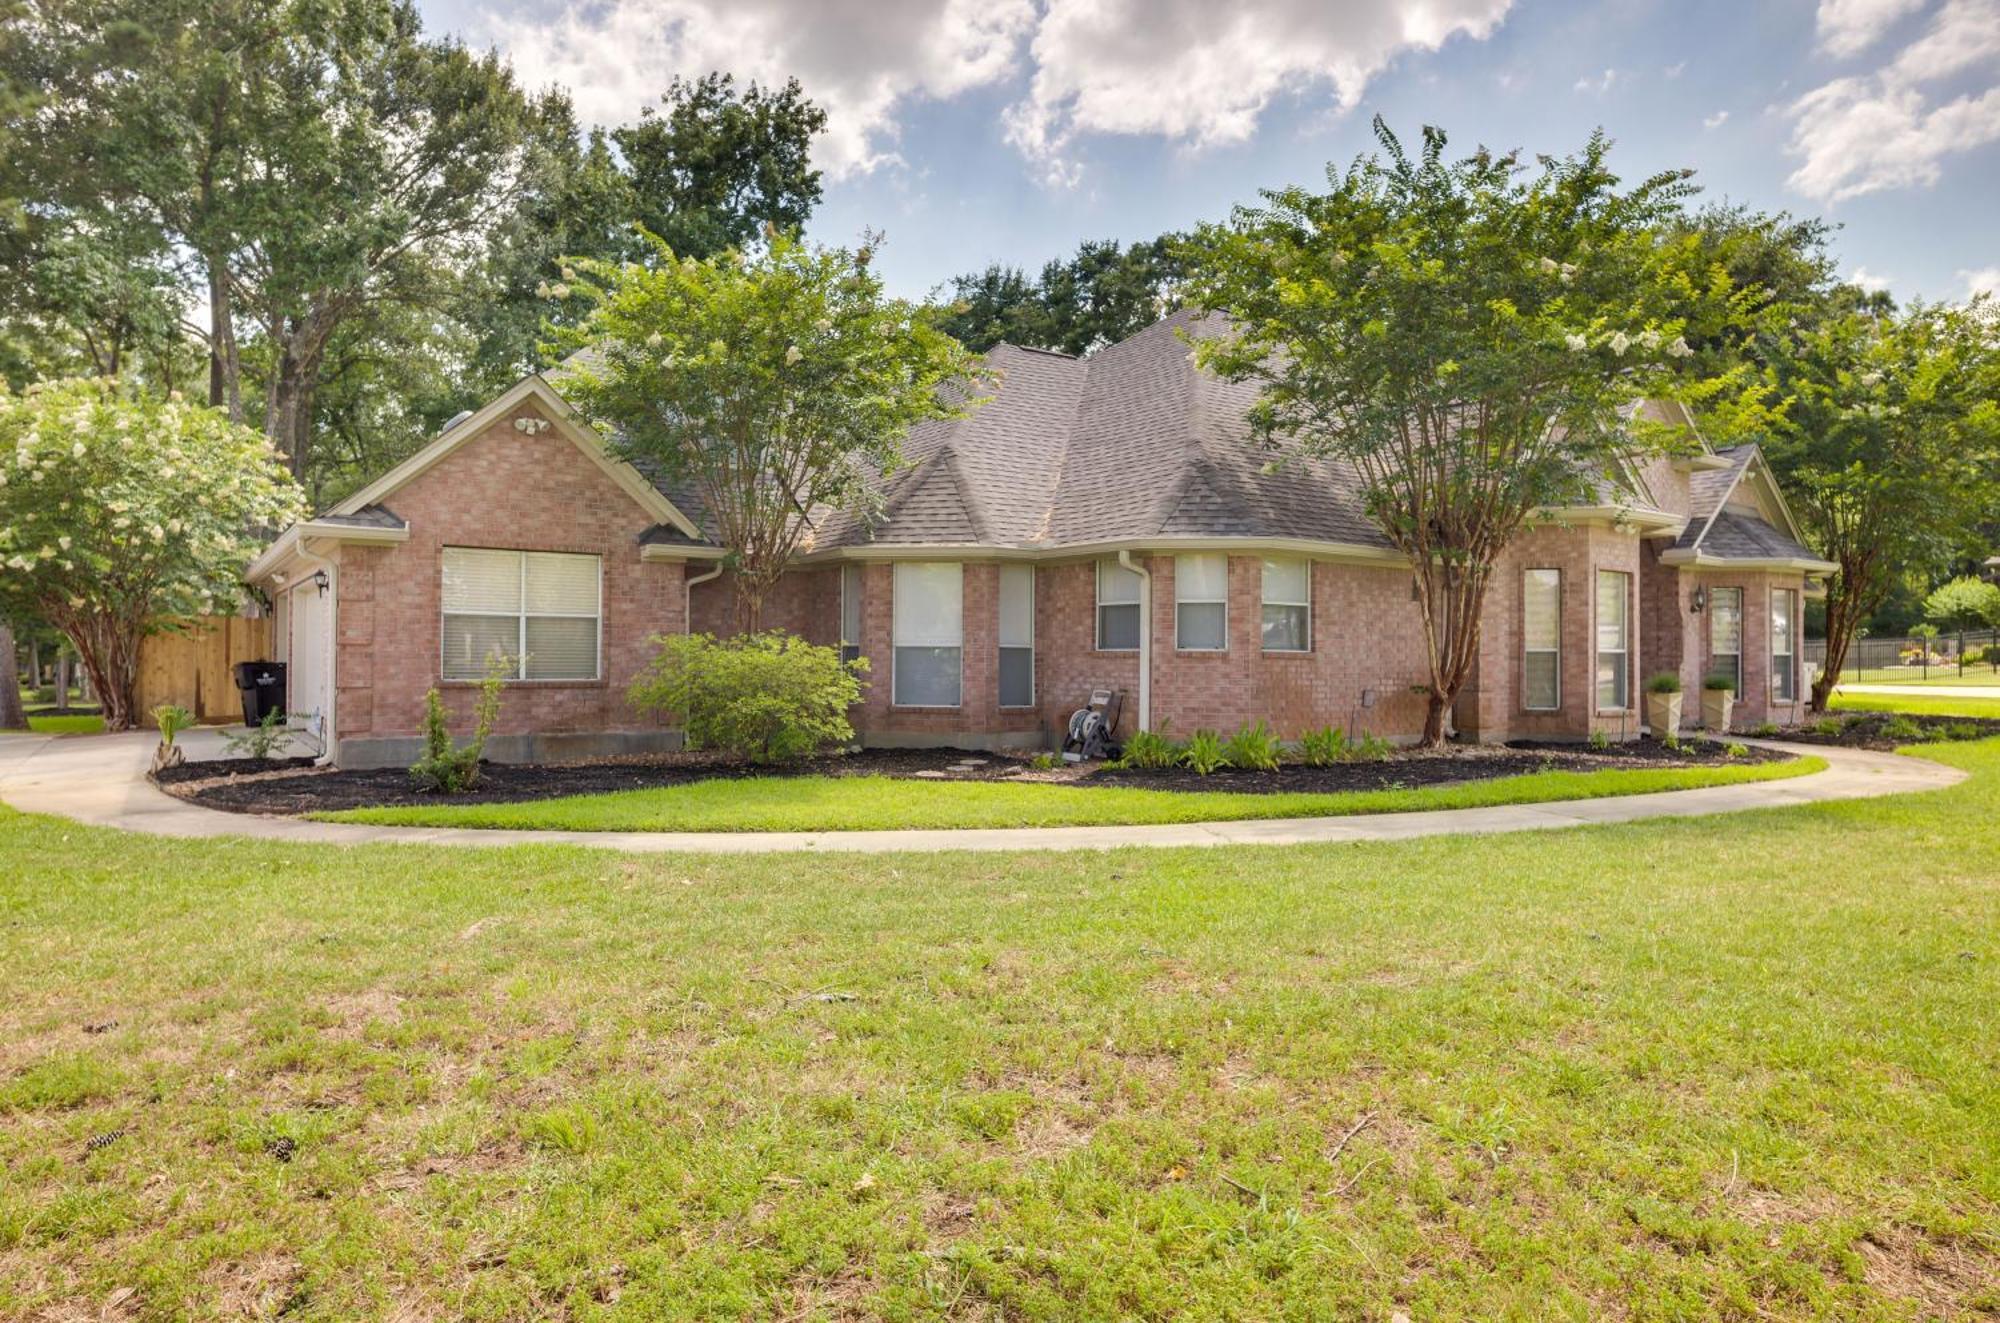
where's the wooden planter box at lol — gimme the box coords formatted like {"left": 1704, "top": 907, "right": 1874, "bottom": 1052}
{"left": 1646, "top": 692, "right": 1684, "bottom": 736}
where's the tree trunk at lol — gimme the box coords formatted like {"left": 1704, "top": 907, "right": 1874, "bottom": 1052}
{"left": 0, "top": 620, "right": 25, "bottom": 730}
{"left": 61, "top": 616, "right": 140, "bottom": 732}
{"left": 54, "top": 655, "right": 72, "bottom": 713}
{"left": 207, "top": 262, "right": 243, "bottom": 422}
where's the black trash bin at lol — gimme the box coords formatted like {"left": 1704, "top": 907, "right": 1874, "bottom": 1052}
{"left": 233, "top": 661, "right": 287, "bottom": 727}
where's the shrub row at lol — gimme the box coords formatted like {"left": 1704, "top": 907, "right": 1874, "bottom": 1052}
{"left": 1113, "top": 721, "right": 1394, "bottom": 775}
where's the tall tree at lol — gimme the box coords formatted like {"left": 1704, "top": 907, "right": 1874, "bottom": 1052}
{"left": 1184, "top": 120, "right": 1745, "bottom": 746}
{"left": 559, "top": 230, "right": 984, "bottom": 630}
{"left": 1759, "top": 302, "right": 2000, "bottom": 709}
{"left": 936, "top": 235, "right": 1185, "bottom": 354}
{"left": 0, "top": 616, "right": 24, "bottom": 731}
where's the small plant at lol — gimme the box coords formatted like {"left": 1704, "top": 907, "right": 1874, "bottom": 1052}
{"left": 150, "top": 703, "right": 195, "bottom": 771}
{"left": 410, "top": 656, "right": 508, "bottom": 793}
{"left": 1296, "top": 724, "right": 1350, "bottom": 766}
{"left": 1945, "top": 721, "right": 1986, "bottom": 741}
{"left": 222, "top": 708, "right": 292, "bottom": 761}
{"left": 1812, "top": 717, "right": 1842, "bottom": 736}
{"left": 1181, "top": 729, "right": 1230, "bottom": 775}
{"left": 1028, "top": 750, "right": 1060, "bottom": 771}
{"left": 1223, "top": 720, "right": 1281, "bottom": 772}
{"left": 1702, "top": 673, "right": 1736, "bottom": 692}
{"left": 1116, "top": 725, "right": 1181, "bottom": 770}
{"left": 1750, "top": 721, "right": 1779, "bottom": 737}
{"left": 1723, "top": 742, "right": 1748, "bottom": 759}
{"left": 1350, "top": 732, "right": 1394, "bottom": 762}
{"left": 1880, "top": 715, "right": 1925, "bottom": 743}
{"left": 1644, "top": 672, "right": 1682, "bottom": 694}
{"left": 1661, "top": 731, "right": 1683, "bottom": 752}
{"left": 1587, "top": 728, "right": 1610, "bottom": 752}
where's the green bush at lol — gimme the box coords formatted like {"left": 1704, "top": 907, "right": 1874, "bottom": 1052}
{"left": 410, "top": 657, "right": 507, "bottom": 792}
{"left": 222, "top": 708, "right": 292, "bottom": 761}
{"left": 1702, "top": 673, "right": 1736, "bottom": 692}
{"left": 1645, "top": 671, "right": 1682, "bottom": 694}
{"left": 1724, "top": 742, "right": 1748, "bottom": 759}
{"left": 1750, "top": 721, "right": 1779, "bottom": 737}
{"left": 1115, "top": 725, "right": 1181, "bottom": 770}
{"left": 1028, "top": 751, "right": 1059, "bottom": 771}
{"left": 1587, "top": 728, "right": 1610, "bottom": 752}
{"left": 1295, "top": 724, "right": 1350, "bottom": 766}
{"left": 1223, "top": 721, "right": 1281, "bottom": 771}
{"left": 1812, "top": 717, "right": 1842, "bottom": 736}
{"left": 1880, "top": 716, "right": 1925, "bottom": 743}
{"left": 1350, "top": 732, "right": 1394, "bottom": 762}
{"left": 1182, "top": 729, "right": 1229, "bottom": 775}
{"left": 628, "top": 631, "right": 864, "bottom": 765}
{"left": 1946, "top": 721, "right": 1986, "bottom": 741}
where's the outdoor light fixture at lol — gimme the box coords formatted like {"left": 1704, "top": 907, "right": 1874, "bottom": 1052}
{"left": 312, "top": 569, "right": 330, "bottom": 597}
{"left": 1690, "top": 586, "right": 1707, "bottom": 613}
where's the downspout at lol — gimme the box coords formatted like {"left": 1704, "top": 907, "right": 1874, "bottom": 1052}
{"left": 293, "top": 536, "right": 338, "bottom": 768}
{"left": 1117, "top": 549, "right": 1151, "bottom": 732}
{"left": 683, "top": 561, "right": 723, "bottom": 634}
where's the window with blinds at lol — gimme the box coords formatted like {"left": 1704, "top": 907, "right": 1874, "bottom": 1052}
{"left": 1771, "top": 588, "right": 1798, "bottom": 702}
{"left": 998, "top": 564, "right": 1034, "bottom": 708}
{"left": 1096, "top": 559, "right": 1142, "bottom": 651}
{"left": 1175, "top": 554, "right": 1228, "bottom": 650}
{"left": 440, "top": 547, "right": 600, "bottom": 681}
{"left": 892, "top": 562, "right": 962, "bottom": 706}
{"left": 1708, "top": 586, "right": 1743, "bottom": 693}
{"left": 1595, "top": 569, "right": 1630, "bottom": 710}
{"left": 1261, "top": 557, "right": 1310, "bottom": 652}
{"left": 1523, "top": 568, "right": 1561, "bottom": 710}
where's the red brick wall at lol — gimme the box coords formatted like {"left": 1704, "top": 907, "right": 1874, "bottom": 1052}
{"left": 330, "top": 401, "right": 688, "bottom": 741}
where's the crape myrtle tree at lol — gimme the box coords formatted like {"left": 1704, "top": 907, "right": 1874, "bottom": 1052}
{"left": 558, "top": 229, "right": 986, "bottom": 631}
{"left": 0, "top": 379, "right": 305, "bottom": 729}
{"left": 1762, "top": 301, "right": 2000, "bottom": 709}
{"left": 1184, "top": 119, "right": 1749, "bottom": 745}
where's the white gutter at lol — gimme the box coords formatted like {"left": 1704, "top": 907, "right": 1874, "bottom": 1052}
{"left": 1117, "top": 549, "right": 1151, "bottom": 733}
{"left": 684, "top": 562, "right": 724, "bottom": 633}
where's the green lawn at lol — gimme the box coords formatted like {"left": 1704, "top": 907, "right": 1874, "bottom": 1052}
{"left": 321, "top": 759, "right": 1821, "bottom": 833}
{"left": 1831, "top": 690, "right": 2000, "bottom": 720}
{"left": 2, "top": 743, "right": 1997, "bottom": 1319}
{"left": 1832, "top": 667, "right": 2000, "bottom": 687}
{"left": 23, "top": 713, "right": 107, "bottom": 736}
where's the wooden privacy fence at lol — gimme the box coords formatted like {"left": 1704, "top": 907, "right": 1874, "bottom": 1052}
{"left": 135, "top": 616, "right": 273, "bottom": 727}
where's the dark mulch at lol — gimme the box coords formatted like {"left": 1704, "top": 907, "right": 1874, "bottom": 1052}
{"left": 161, "top": 736, "right": 1786, "bottom": 817}
{"left": 1776, "top": 710, "right": 2000, "bottom": 751}
{"left": 1090, "top": 737, "right": 1783, "bottom": 795}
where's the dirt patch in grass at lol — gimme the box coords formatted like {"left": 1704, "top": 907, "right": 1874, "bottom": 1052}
{"left": 1855, "top": 1225, "right": 2000, "bottom": 1316}
{"left": 158, "top": 737, "right": 1785, "bottom": 816}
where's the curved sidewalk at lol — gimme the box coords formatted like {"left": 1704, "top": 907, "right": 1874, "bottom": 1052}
{"left": 0, "top": 730, "right": 1964, "bottom": 855}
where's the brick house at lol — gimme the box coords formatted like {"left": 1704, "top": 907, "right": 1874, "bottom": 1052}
{"left": 246, "top": 311, "right": 1834, "bottom": 768}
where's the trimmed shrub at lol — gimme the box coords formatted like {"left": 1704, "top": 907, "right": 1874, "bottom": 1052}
{"left": 1644, "top": 671, "right": 1683, "bottom": 694}
{"left": 1182, "top": 729, "right": 1229, "bottom": 775}
{"left": 628, "top": 631, "right": 864, "bottom": 766}
{"left": 1702, "top": 673, "right": 1736, "bottom": 692}
{"left": 410, "top": 657, "right": 507, "bottom": 792}
{"left": 1223, "top": 721, "right": 1281, "bottom": 771}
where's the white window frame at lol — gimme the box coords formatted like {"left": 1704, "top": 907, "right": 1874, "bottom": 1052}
{"left": 1095, "top": 559, "right": 1142, "bottom": 652}
{"left": 1595, "top": 569, "right": 1631, "bottom": 712}
{"left": 1523, "top": 567, "right": 1561, "bottom": 712}
{"left": 998, "top": 564, "right": 1035, "bottom": 709}
{"left": 1771, "top": 587, "right": 1798, "bottom": 702}
{"left": 839, "top": 563, "right": 863, "bottom": 666}
{"left": 891, "top": 561, "right": 963, "bottom": 709}
{"left": 440, "top": 547, "right": 602, "bottom": 683}
{"left": 1174, "top": 553, "right": 1229, "bottom": 652}
{"left": 1260, "top": 557, "right": 1312, "bottom": 653}
{"left": 1709, "top": 586, "right": 1743, "bottom": 694}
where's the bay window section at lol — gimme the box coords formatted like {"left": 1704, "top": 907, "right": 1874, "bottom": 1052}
{"left": 998, "top": 564, "right": 1035, "bottom": 708}
{"left": 1709, "top": 586, "right": 1742, "bottom": 693}
{"left": 441, "top": 547, "right": 600, "bottom": 681}
{"left": 1096, "top": 559, "right": 1142, "bottom": 651}
{"left": 1771, "top": 588, "right": 1798, "bottom": 702}
{"left": 1175, "top": 554, "right": 1228, "bottom": 651}
{"left": 1595, "top": 569, "right": 1630, "bottom": 710}
{"left": 1523, "top": 568, "right": 1561, "bottom": 710}
{"left": 892, "top": 562, "right": 962, "bottom": 707}
{"left": 1261, "top": 557, "right": 1311, "bottom": 652}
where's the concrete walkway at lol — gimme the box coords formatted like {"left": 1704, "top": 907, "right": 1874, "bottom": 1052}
{"left": 0, "top": 729, "right": 1964, "bottom": 855}
{"left": 1838, "top": 682, "right": 2000, "bottom": 700}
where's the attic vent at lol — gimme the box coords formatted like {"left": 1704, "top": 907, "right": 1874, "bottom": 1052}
{"left": 440, "top": 409, "right": 474, "bottom": 435}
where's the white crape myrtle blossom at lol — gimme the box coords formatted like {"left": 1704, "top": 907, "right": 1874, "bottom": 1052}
{"left": 1608, "top": 331, "right": 1632, "bottom": 356}
{"left": 1565, "top": 333, "right": 1590, "bottom": 352}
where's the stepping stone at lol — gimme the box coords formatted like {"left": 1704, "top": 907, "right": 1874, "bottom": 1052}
{"left": 913, "top": 769, "right": 949, "bottom": 779}
{"left": 958, "top": 758, "right": 990, "bottom": 766}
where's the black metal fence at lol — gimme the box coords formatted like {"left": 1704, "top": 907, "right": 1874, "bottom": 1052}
{"left": 1805, "top": 628, "right": 2000, "bottom": 679}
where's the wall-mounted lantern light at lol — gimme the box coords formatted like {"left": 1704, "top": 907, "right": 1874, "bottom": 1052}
{"left": 1690, "top": 586, "right": 1707, "bottom": 614}
{"left": 312, "top": 569, "right": 331, "bottom": 597}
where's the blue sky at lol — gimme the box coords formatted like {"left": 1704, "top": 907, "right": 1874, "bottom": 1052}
{"left": 419, "top": 0, "right": 2000, "bottom": 305}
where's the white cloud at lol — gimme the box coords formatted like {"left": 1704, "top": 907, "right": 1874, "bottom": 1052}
{"left": 1003, "top": 0, "right": 1513, "bottom": 186}
{"left": 1703, "top": 109, "right": 1730, "bottom": 128}
{"left": 1848, "top": 265, "right": 1894, "bottom": 290}
{"left": 477, "top": 0, "right": 1036, "bottom": 180}
{"left": 478, "top": 0, "right": 1515, "bottom": 187}
{"left": 1664, "top": 61, "right": 1687, "bottom": 78}
{"left": 1785, "top": 0, "right": 2000, "bottom": 202}
{"left": 1573, "top": 67, "right": 1618, "bottom": 95}
{"left": 1815, "top": 0, "right": 1927, "bottom": 57}
{"left": 1965, "top": 265, "right": 2000, "bottom": 296}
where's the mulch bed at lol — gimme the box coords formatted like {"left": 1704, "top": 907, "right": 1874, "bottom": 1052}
{"left": 1774, "top": 710, "right": 2000, "bottom": 751}
{"left": 157, "top": 736, "right": 1787, "bottom": 817}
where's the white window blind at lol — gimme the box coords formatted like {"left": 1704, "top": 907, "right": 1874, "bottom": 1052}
{"left": 1595, "top": 570, "right": 1630, "bottom": 710}
{"left": 892, "top": 562, "right": 962, "bottom": 706}
{"left": 1709, "top": 586, "right": 1743, "bottom": 693}
{"left": 1175, "top": 554, "right": 1228, "bottom": 651}
{"left": 1261, "top": 557, "right": 1310, "bottom": 652}
{"left": 840, "top": 564, "right": 863, "bottom": 665}
{"left": 998, "top": 564, "right": 1034, "bottom": 708}
{"left": 441, "top": 547, "right": 600, "bottom": 681}
{"left": 1523, "top": 569, "right": 1560, "bottom": 710}
{"left": 1096, "top": 559, "right": 1142, "bottom": 651}
{"left": 1771, "top": 588, "right": 1798, "bottom": 702}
